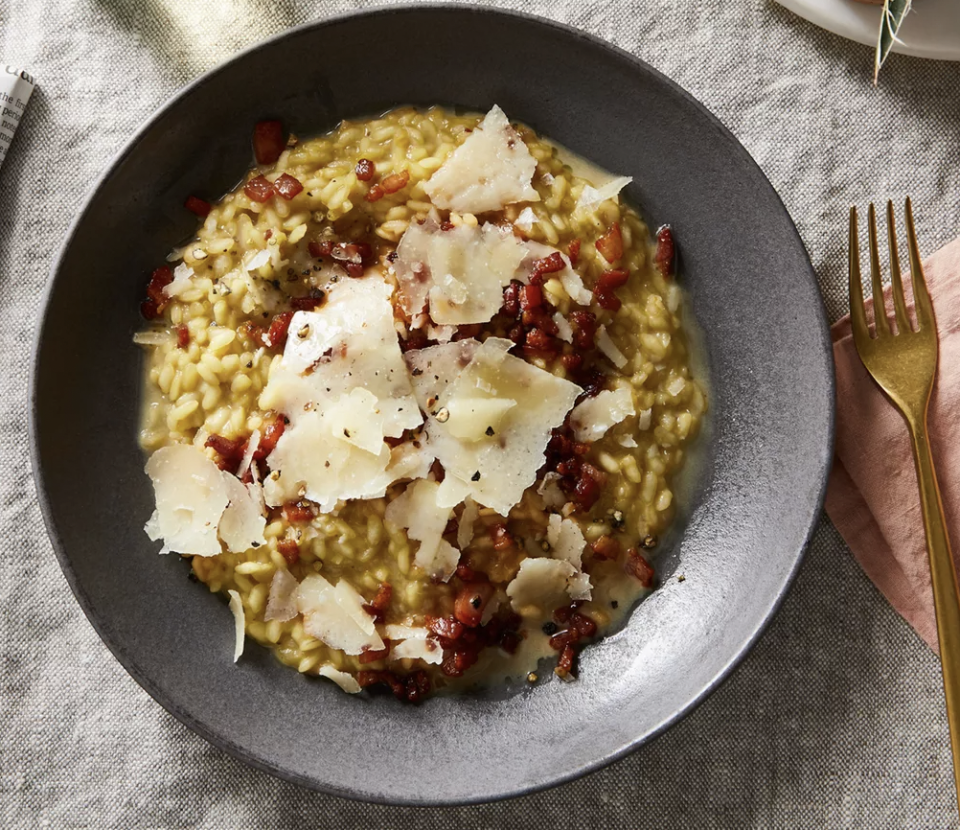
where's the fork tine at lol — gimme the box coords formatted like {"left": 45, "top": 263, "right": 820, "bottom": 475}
{"left": 848, "top": 207, "right": 871, "bottom": 347}
{"left": 868, "top": 203, "right": 890, "bottom": 337}
{"left": 905, "top": 197, "right": 935, "bottom": 330}
{"left": 886, "top": 200, "right": 912, "bottom": 334}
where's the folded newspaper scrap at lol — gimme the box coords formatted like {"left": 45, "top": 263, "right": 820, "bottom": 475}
{"left": 1, "top": 65, "right": 36, "bottom": 169}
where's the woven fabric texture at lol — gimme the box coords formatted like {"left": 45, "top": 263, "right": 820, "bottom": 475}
{"left": 2, "top": 0, "right": 959, "bottom": 826}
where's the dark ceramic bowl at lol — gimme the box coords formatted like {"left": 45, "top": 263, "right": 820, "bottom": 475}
{"left": 30, "top": 5, "right": 834, "bottom": 805}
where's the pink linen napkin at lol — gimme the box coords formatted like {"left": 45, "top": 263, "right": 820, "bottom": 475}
{"left": 826, "top": 237, "right": 960, "bottom": 651}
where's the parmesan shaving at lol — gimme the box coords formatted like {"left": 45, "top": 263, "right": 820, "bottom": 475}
{"left": 133, "top": 330, "right": 173, "bottom": 346}
{"left": 567, "top": 571, "right": 593, "bottom": 602}
{"left": 384, "top": 625, "right": 443, "bottom": 665}
{"left": 384, "top": 479, "right": 460, "bottom": 581}
{"left": 537, "top": 473, "right": 566, "bottom": 509}
{"left": 519, "top": 241, "right": 592, "bottom": 305}
{"left": 264, "top": 569, "right": 299, "bottom": 622}
{"left": 547, "top": 514, "right": 587, "bottom": 569}
{"left": 569, "top": 387, "right": 636, "bottom": 443}
{"left": 457, "top": 498, "right": 479, "bottom": 549}
{"left": 297, "top": 575, "right": 384, "bottom": 655}
{"left": 575, "top": 176, "right": 633, "bottom": 214}
{"left": 553, "top": 313, "right": 573, "bottom": 343}
{"left": 318, "top": 665, "right": 361, "bottom": 694}
{"left": 596, "top": 325, "right": 628, "bottom": 369}
{"left": 144, "top": 444, "right": 230, "bottom": 556}
{"left": 423, "top": 105, "right": 540, "bottom": 214}
{"left": 394, "top": 217, "right": 527, "bottom": 325}
{"left": 162, "top": 262, "right": 195, "bottom": 298}
{"left": 637, "top": 408, "right": 653, "bottom": 431}
{"left": 405, "top": 338, "right": 582, "bottom": 515}
{"left": 237, "top": 428, "right": 260, "bottom": 478}
{"left": 244, "top": 248, "right": 272, "bottom": 272}
{"left": 227, "top": 590, "right": 245, "bottom": 662}
{"left": 506, "top": 558, "right": 577, "bottom": 616}
{"left": 618, "top": 434, "right": 638, "bottom": 448}
{"left": 514, "top": 206, "right": 537, "bottom": 232}
{"left": 218, "top": 475, "right": 267, "bottom": 553}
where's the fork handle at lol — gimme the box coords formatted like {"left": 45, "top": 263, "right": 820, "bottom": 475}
{"left": 909, "top": 421, "right": 960, "bottom": 807}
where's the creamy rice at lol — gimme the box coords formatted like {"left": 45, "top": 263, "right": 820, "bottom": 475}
{"left": 137, "top": 106, "right": 705, "bottom": 698}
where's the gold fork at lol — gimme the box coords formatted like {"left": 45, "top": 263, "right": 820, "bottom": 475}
{"left": 849, "top": 198, "right": 960, "bottom": 810}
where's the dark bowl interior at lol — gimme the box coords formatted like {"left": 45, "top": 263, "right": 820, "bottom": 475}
{"left": 30, "top": 6, "right": 833, "bottom": 805}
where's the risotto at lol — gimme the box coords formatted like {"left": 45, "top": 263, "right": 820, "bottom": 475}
{"left": 136, "top": 105, "right": 705, "bottom": 701}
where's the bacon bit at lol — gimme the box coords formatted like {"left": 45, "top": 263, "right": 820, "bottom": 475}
{"left": 519, "top": 283, "right": 543, "bottom": 311}
{"left": 507, "top": 324, "right": 525, "bottom": 347}
{"left": 244, "top": 175, "right": 275, "bottom": 203}
{"left": 625, "top": 547, "right": 656, "bottom": 588}
{"left": 400, "top": 328, "right": 430, "bottom": 353}
{"left": 308, "top": 239, "right": 333, "bottom": 258}
{"left": 490, "top": 523, "right": 514, "bottom": 551}
{"left": 355, "top": 158, "right": 376, "bottom": 181}
{"left": 590, "top": 535, "right": 621, "bottom": 561}
{"left": 570, "top": 611, "right": 597, "bottom": 639}
{"left": 524, "top": 328, "right": 559, "bottom": 356}
{"left": 253, "top": 120, "right": 285, "bottom": 165}
{"left": 357, "top": 669, "right": 406, "bottom": 700}
{"left": 454, "top": 582, "right": 495, "bottom": 628}
{"left": 290, "top": 290, "right": 326, "bottom": 311}
{"left": 265, "top": 311, "right": 294, "bottom": 350}
{"left": 184, "top": 195, "right": 211, "bottom": 218}
{"left": 594, "top": 288, "right": 622, "bottom": 312}
{"left": 277, "top": 538, "right": 300, "bottom": 567}
{"left": 529, "top": 252, "right": 565, "bottom": 285}
{"left": 283, "top": 501, "right": 315, "bottom": 523}
{"left": 380, "top": 170, "right": 410, "bottom": 194}
{"left": 452, "top": 323, "right": 483, "bottom": 341}
{"left": 655, "top": 225, "right": 675, "bottom": 277}
{"left": 145, "top": 267, "right": 173, "bottom": 309}
{"left": 521, "top": 307, "right": 558, "bottom": 336}
{"left": 440, "top": 220, "right": 455, "bottom": 232}
{"left": 499, "top": 630, "right": 522, "bottom": 655}
{"left": 574, "top": 462, "right": 606, "bottom": 510}
{"left": 254, "top": 416, "right": 285, "bottom": 460}
{"left": 502, "top": 282, "right": 521, "bottom": 318}
{"left": 273, "top": 173, "right": 304, "bottom": 200}
{"left": 238, "top": 321, "right": 267, "bottom": 347}
{"left": 553, "top": 604, "right": 576, "bottom": 625}
{"left": 264, "top": 230, "right": 273, "bottom": 240}
{"left": 425, "top": 615, "right": 465, "bottom": 641}
{"left": 358, "top": 642, "right": 392, "bottom": 664}
{"left": 556, "top": 643, "right": 577, "bottom": 677}
{"left": 560, "top": 353, "right": 583, "bottom": 373}
{"left": 365, "top": 184, "right": 385, "bottom": 203}
{"left": 205, "top": 434, "right": 246, "bottom": 462}
{"left": 597, "top": 269, "right": 630, "bottom": 292}
{"left": 176, "top": 324, "right": 190, "bottom": 349}
{"left": 569, "top": 310, "right": 597, "bottom": 350}
{"left": 362, "top": 582, "right": 393, "bottom": 624}
{"left": 441, "top": 646, "right": 480, "bottom": 678}
{"left": 455, "top": 562, "right": 480, "bottom": 582}
{"left": 595, "top": 222, "right": 623, "bottom": 263}
{"left": 568, "top": 238, "right": 582, "bottom": 266}
{"left": 576, "top": 366, "right": 606, "bottom": 399}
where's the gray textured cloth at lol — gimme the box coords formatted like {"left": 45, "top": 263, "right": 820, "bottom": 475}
{"left": 2, "top": 0, "right": 959, "bottom": 826}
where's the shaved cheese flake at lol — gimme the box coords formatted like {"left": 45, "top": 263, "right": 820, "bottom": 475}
{"left": 514, "top": 206, "right": 537, "bottom": 232}
{"left": 162, "top": 262, "right": 195, "bottom": 298}
{"left": 569, "top": 387, "right": 636, "bottom": 443}
{"left": 237, "top": 428, "right": 260, "bottom": 478}
{"left": 244, "top": 248, "right": 272, "bottom": 272}
{"left": 547, "top": 514, "right": 588, "bottom": 569}
{"left": 318, "top": 665, "right": 361, "bottom": 694}
{"left": 406, "top": 338, "right": 581, "bottom": 514}
{"left": 219, "top": 475, "right": 267, "bottom": 553}
{"left": 384, "top": 625, "right": 443, "bottom": 665}
{"left": 575, "top": 176, "right": 633, "bottom": 214}
{"left": 445, "top": 396, "right": 516, "bottom": 442}
{"left": 618, "top": 434, "right": 638, "bottom": 448}
{"left": 385, "top": 479, "right": 459, "bottom": 581}
{"left": 596, "top": 325, "right": 628, "bottom": 369}
{"left": 554, "top": 313, "right": 573, "bottom": 343}
{"left": 394, "top": 217, "right": 527, "bottom": 325}
{"left": 457, "top": 498, "right": 479, "bottom": 549}
{"left": 638, "top": 408, "right": 653, "bottom": 431}
{"left": 537, "top": 473, "right": 566, "bottom": 509}
{"left": 144, "top": 444, "right": 229, "bottom": 556}
{"left": 423, "top": 105, "right": 540, "bottom": 214}
{"left": 297, "top": 574, "right": 384, "bottom": 655}
{"left": 506, "top": 558, "right": 577, "bottom": 616}
{"left": 264, "top": 569, "right": 299, "bottom": 622}
{"left": 262, "top": 275, "right": 421, "bottom": 437}
{"left": 567, "top": 571, "right": 593, "bottom": 601}
{"left": 133, "top": 330, "right": 173, "bottom": 346}
{"left": 227, "top": 589, "right": 245, "bottom": 662}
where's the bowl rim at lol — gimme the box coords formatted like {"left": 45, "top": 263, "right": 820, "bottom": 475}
{"left": 29, "top": 2, "right": 836, "bottom": 805}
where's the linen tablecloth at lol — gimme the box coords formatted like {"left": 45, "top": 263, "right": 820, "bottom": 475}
{"left": 2, "top": 0, "right": 959, "bottom": 826}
